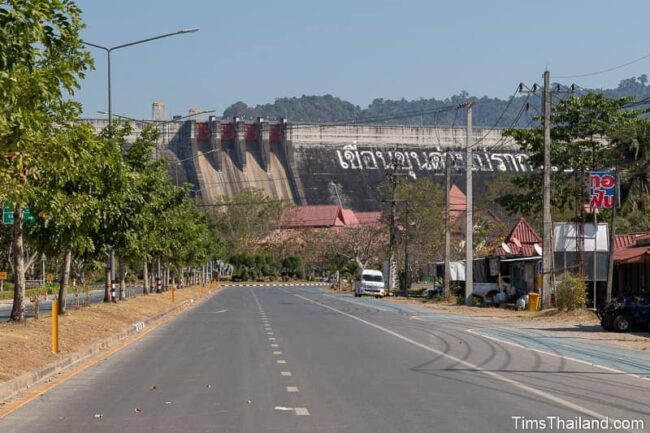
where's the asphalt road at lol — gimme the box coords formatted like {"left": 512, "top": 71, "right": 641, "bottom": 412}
{"left": 1, "top": 285, "right": 649, "bottom": 433}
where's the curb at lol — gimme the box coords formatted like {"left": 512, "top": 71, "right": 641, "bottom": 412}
{"left": 0, "top": 290, "right": 216, "bottom": 406}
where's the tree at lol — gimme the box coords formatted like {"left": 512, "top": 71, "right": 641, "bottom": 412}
{"left": 382, "top": 178, "right": 446, "bottom": 280}
{"left": 28, "top": 123, "right": 120, "bottom": 314}
{"left": 497, "top": 93, "right": 643, "bottom": 218}
{"left": 211, "top": 188, "right": 286, "bottom": 254}
{"left": 0, "top": 0, "right": 91, "bottom": 320}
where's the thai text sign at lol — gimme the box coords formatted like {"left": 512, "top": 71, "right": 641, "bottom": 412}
{"left": 589, "top": 171, "right": 619, "bottom": 209}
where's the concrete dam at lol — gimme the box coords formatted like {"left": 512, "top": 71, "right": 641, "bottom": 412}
{"left": 85, "top": 118, "right": 531, "bottom": 211}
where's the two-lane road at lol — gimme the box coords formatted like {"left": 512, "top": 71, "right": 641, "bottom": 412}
{"left": 1, "top": 285, "right": 648, "bottom": 432}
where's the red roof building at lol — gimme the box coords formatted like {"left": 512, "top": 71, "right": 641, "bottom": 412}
{"left": 613, "top": 233, "right": 650, "bottom": 263}
{"left": 279, "top": 205, "right": 345, "bottom": 229}
{"left": 279, "top": 206, "right": 382, "bottom": 229}
{"left": 354, "top": 211, "right": 383, "bottom": 225}
{"left": 493, "top": 218, "right": 542, "bottom": 257}
{"left": 449, "top": 184, "right": 466, "bottom": 219}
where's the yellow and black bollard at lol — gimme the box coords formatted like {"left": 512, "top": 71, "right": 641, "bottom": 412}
{"left": 51, "top": 300, "right": 59, "bottom": 354}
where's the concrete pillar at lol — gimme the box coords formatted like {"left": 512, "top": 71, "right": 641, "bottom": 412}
{"left": 210, "top": 118, "right": 222, "bottom": 172}
{"left": 257, "top": 117, "right": 270, "bottom": 174}
{"left": 234, "top": 117, "right": 246, "bottom": 172}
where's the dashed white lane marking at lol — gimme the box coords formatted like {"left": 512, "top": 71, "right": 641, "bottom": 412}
{"left": 277, "top": 360, "right": 287, "bottom": 364}
{"left": 274, "top": 406, "right": 310, "bottom": 416}
{"left": 293, "top": 293, "right": 611, "bottom": 423}
{"left": 281, "top": 371, "right": 292, "bottom": 376}
{"left": 295, "top": 407, "right": 310, "bottom": 416}
{"left": 269, "top": 337, "right": 276, "bottom": 341}
{"left": 270, "top": 344, "right": 279, "bottom": 347}
{"left": 286, "top": 386, "right": 299, "bottom": 393}
{"left": 267, "top": 332, "right": 274, "bottom": 335}
{"left": 273, "top": 351, "right": 282, "bottom": 355}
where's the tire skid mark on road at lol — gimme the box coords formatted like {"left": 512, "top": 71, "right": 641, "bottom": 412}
{"left": 467, "top": 328, "right": 650, "bottom": 382}
{"left": 292, "top": 292, "right": 628, "bottom": 427}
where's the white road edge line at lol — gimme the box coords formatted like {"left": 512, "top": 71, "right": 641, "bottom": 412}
{"left": 465, "top": 328, "right": 650, "bottom": 382}
{"left": 293, "top": 293, "right": 612, "bottom": 423}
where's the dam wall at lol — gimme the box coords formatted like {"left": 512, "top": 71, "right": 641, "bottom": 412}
{"left": 84, "top": 118, "right": 531, "bottom": 211}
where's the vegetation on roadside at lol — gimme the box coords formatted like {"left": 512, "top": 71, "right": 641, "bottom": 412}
{"left": 0, "top": 1, "right": 225, "bottom": 321}
{"left": 555, "top": 274, "right": 587, "bottom": 311}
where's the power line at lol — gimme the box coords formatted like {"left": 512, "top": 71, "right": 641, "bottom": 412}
{"left": 555, "top": 52, "right": 650, "bottom": 79}
{"left": 472, "top": 86, "right": 521, "bottom": 147}
{"left": 473, "top": 92, "right": 532, "bottom": 151}
{"left": 282, "top": 104, "right": 458, "bottom": 131}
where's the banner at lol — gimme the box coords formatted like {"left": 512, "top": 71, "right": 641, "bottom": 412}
{"left": 588, "top": 171, "right": 619, "bottom": 209}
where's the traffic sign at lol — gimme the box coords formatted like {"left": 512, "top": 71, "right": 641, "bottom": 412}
{"left": 0, "top": 272, "right": 7, "bottom": 280}
{"left": 2, "top": 203, "right": 35, "bottom": 224}
{"left": 46, "top": 273, "right": 54, "bottom": 282}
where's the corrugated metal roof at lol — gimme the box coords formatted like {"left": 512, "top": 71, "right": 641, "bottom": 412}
{"left": 614, "top": 232, "right": 650, "bottom": 263}
{"left": 279, "top": 205, "right": 344, "bottom": 228}
{"left": 506, "top": 218, "right": 542, "bottom": 245}
{"left": 354, "top": 211, "right": 382, "bottom": 225}
{"left": 340, "top": 209, "right": 359, "bottom": 226}
{"left": 493, "top": 218, "right": 541, "bottom": 258}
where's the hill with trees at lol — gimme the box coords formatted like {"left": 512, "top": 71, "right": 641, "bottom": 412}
{"left": 222, "top": 75, "right": 650, "bottom": 128}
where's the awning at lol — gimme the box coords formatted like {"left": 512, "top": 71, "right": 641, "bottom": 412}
{"left": 499, "top": 256, "right": 541, "bottom": 263}
{"left": 614, "top": 246, "right": 650, "bottom": 264}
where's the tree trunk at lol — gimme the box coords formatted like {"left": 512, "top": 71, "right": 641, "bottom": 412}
{"left": 58, "top": 249, "right": 72, "bottom": 315}
{"left": 10, "top": 206, "right": 26, "bottom": 321}
{"left": 119, "top": 256, "right": 126, "bottom": 300}
{"left": 104, "top": 254, "right": 111, "bottom": 302}
{"left": 143, "top": 260, "right": 149, "bottom": 295}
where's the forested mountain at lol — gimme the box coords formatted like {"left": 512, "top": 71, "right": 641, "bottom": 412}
{"left": 222, "top": 75, "right": 650, "bottom": 128}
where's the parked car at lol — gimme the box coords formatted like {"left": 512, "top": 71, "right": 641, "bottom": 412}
{"left": 422, "top": 277, "right": 512, "bottom": 300}
{"left": 354, "top": 269, "right": 386, "bottom": 298}
{"left": 597, "top": 296, "right": 650, "bottom": 333}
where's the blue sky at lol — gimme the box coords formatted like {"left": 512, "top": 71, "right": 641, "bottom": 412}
{"left": 75, "top": 0, "right": 650, "bottom": 120}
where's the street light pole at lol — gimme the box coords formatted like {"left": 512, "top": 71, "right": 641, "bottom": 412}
{"left": 83, "top": 28, "right": 199, "bottom": 300}
{"left": 84, "top": 28, "right": 199, "bottom": 131}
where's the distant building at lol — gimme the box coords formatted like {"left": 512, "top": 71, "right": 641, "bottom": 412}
{"left": 279, "top": 205, "right": 381, "bottom": 229}
{"left": 152, "top": 102, "right": 166, "bottom": 121}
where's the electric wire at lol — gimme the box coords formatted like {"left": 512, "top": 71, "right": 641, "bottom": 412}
{"left": 555, "top": 53, "right": 650, "bottom": 79}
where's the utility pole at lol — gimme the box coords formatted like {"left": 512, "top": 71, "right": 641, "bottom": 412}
{"left": 444, "top": 153, "right": 452, "bottom": 299}
{"left": 404, "top": 203, "right": 410, "bottom": 296}
{"left": 606, "top": 170, "right": 618, "bottom": 303}
{"left": 542, "top": 70, "right": 553, "bottom": 307}
{"left": 387, "top": 156, "right": 401, "bottom": 295}
{"left": 465, "top": 102, "right": 474, "bottom": 306}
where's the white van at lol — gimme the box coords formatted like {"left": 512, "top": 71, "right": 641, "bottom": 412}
{"left": 354, "top": 269, "right": 386, "bottom": 298}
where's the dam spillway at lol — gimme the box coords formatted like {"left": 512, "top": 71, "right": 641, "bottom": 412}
{"left": 84, "top": 118, "right": 531, "bottom": 211}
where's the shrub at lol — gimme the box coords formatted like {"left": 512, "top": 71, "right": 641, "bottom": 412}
{"left": 240, "top": 268, "right": 251, "bottom": 281}
{"left": 555, "top": 273, "right": 587, "bottom": 311}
